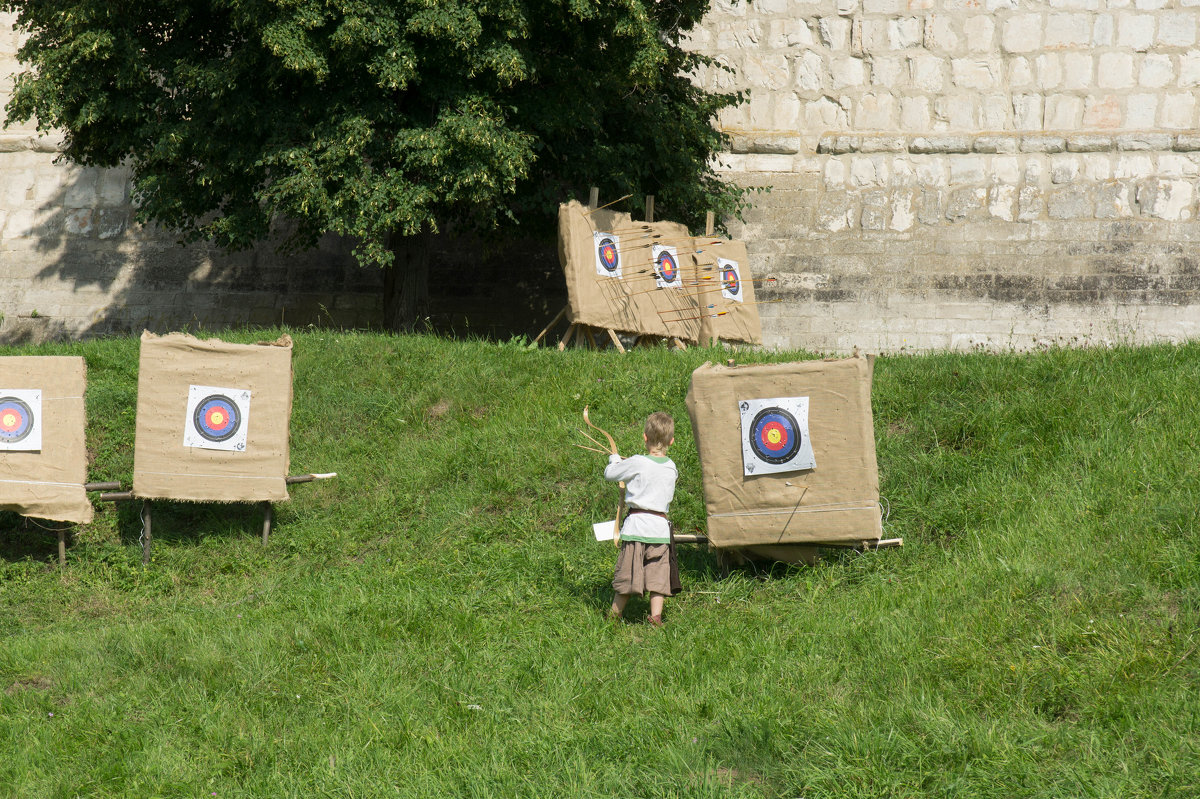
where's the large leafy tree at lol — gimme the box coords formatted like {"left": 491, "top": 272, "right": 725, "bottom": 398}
{"left": 3, "top": 0, "right": 748, "bottom": 329}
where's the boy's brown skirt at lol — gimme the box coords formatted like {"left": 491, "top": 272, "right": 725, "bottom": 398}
{"left": 612, "top": 541, "right": 678, "bottom": 597}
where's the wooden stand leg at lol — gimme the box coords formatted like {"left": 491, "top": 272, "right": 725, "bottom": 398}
{"left": 533, "top": 306, "right": 568, "bottom": 345}
{"left": 141, "top": 500, "right": 152, "bottom": 565}
{"left": 558, "top": 324, "right": 578, "bottom": 351}
{"left": 58, "top": 528, "right": 66, "bottom": 567}
{"left": 261, "top": 501, "right": 272, "bottom": 545}
{"left": 605, "top": 327, "right": 626, "bottom": 354}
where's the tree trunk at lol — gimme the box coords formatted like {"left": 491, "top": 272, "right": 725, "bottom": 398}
{"left": 382, "top": 226, "right": 432, "bottom": 331}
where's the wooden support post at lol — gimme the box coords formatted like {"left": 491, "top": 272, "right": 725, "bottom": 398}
{"left": 589, "top": 186, "right": 599, "bottom": 208}
{"left": 705, "top": 211, "right": 715, "bottom": 237}
{"left": 533, "top": 306, "right": 568, "bottom": 345}
{"left": 261, "top": 501, "right": 272, "bottom": 545}
{"left": 605, "top": 327, "right": 627, "bottom": 354}
{"left": 58, "top": 528, "right": 66, "bottom": 567}
{"left": 645, "top": 195, "right": 654, "bottom": 224}
{"left": 141, "top": 500, "right": 152, "bottom": 565}
{"left": 558, "top": 323, "right": 578, "bottom": 351}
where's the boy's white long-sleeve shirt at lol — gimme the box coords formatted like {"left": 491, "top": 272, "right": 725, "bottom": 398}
{"left": 604, "top": 454, "right": 677, "bottom": 543}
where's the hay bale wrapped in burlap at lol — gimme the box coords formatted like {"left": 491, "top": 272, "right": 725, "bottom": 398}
{"left": 132, "top": 332, "right": 293, "bottom": 503}
{"left": 685, "top": 356, "right": 881, "bottom": 559}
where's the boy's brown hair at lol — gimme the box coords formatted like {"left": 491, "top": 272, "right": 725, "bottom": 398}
{"left": 644, "top": 412, "right": 675, "bottom": 451}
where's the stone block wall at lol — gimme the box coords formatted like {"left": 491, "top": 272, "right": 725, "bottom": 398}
{"left": 5, "top": 5, "right": 1200, "bottom": 350}
{"left": 688, "top": 0, "right": 1200, "bottom": 352}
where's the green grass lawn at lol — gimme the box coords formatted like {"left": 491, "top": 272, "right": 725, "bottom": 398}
{"left": 1, "top": 332, "right": 1197, "bottom": 798}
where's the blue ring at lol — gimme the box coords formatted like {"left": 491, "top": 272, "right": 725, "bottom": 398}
{"left": 193, "top": 394, "right": 242, "bottom": 442}
{"left": 657, "top": 251, "right": 678, "bottom": 283}
{"left": 723, "top": 265, "right": 741, "bottom": 296}
{"left": 598, "top": 238, "right": 620, "bottom": 273}
{"left": 749, "top": 407, "right": 800, "bottom": 465}
{"left": 0, "top": 397, "right": 34, "bottom": 443}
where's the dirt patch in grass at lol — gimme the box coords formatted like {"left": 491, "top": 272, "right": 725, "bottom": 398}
{"left": 6, "top": 675, "right": 53, "bottom": 695}
{"left": 426, "top": 399, "right": 452, "bottom": 421}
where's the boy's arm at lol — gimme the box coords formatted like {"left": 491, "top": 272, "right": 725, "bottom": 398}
{"left": 604, "top": 454, "right": 635, "bottom": 483}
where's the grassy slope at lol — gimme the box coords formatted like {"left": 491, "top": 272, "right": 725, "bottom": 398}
{"left": 1, "top": 332, "right": 1197, "bottom": 798}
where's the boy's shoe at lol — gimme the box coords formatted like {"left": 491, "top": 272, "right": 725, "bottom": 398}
{"left": 648, "top": 614, "right": 664, "bottom": 627}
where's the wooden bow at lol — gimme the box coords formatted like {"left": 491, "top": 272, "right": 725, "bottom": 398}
{"left": 583, "top": 406, "right": 624, "bottom": 547}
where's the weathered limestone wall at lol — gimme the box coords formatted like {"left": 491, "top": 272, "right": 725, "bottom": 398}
{"left": 689, "top": 0, "right": 1200, "bottom": 351}
{"left": 4, "top": 4, "right": 1200, "bottom": 350}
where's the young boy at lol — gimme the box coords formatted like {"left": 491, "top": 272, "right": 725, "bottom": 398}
{"left": 605, "top": 411, "right": 679, "bottom": 626}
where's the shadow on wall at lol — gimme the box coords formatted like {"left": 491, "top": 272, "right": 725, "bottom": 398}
{"left": 424, "top": 228, "right": 566, "bottom": 341}
{"left": 0, "top": 163, "right": 383, "bottom": 345}
{"left": 0, "top": 164, "right": 567, "bottom": 345}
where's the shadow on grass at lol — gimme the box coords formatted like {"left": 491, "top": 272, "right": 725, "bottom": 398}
{"left": 0, "top": 511, "right": 73, "bottom": 563}
{"left": 0, "top": 501, "right": 271, "bottom": 565}
{"left": 111, "top": 499, "right": 269, "bottom": 550}
{"left": 565, "top": 542, "right": 724, "bottom": 616}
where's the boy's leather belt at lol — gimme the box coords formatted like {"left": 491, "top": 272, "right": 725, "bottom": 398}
{"left": 627, "top": 508, "right": 668, "bottom": 519}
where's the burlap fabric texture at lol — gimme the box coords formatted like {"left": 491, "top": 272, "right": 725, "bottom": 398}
{"left": 132, "top": 332, "right": 293, "bottom": 503}
{"left": 0, "top": 356, "right": 93, "bottom": 524}
{"left": 557, "top": 200, "right": 762, "bottom": 345}
{"left": 685, "top": 356, "right": 882, "bottom": 548}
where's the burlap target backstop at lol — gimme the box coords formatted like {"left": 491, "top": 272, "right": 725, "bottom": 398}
{"left": 693, "top": 237, "right": 763, "bottom": 347}
{"left": 557, "top": 200, "right": 762, "bottom": 345}
{"left": 0, "top": 357, "right": 93, "bottom": 524}
{"left": 685, "top": 356, "right": 882, "bottom": 548}
{"left": 132, "top": 332, "right": 293, "bottom": 502}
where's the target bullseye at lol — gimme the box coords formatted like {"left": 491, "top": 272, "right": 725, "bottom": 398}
{"left": 657, "top": 250, "right": 678, "bottom": 282}
{"left": 750, "top": 408, "right": 801, "bottom": 464}
{"left": 184, "top": 385, "right": 251, "bottom": 451}
{"left": 651, "top": 244, "right": 680, "bottom": 288}
{"left": 722, "top": 265, "right": 740, "bottom": 295}
{"left": 593, "top": 231, "right": 622, "bottom": 277}
{"left": 719, "top": 257, "right": 743, "bottom": 302}
{"left": 598, "top": 238, "right": 619, "bottom": 272}
{"left": 739, "top": 396, "right": 814, "bottom": 475}
{"left": 0, "top": 397, "right": 34, "bottom": 443}
{"left": 194, "top": 394, "right": 241, "bottom": 442}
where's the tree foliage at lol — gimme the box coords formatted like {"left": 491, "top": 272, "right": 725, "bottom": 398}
{"left": 3, "top": 0, "right": 748, "bottom": 281}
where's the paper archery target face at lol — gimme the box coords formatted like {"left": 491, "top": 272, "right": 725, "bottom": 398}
{"left": 720, "top": 258, "right": 743, "bottom": 302}
{"left": 0, "top": 390, "right": 41, "bottom": 451}
{"left": 653, "top": 245, "right": 681, "bottom": 288}
{"left": 593, "top": 231, "right": 622, "bottom": 277}
{"left": 739, "top": 396, "right": 815, "bottom": 476}
{"left": 194, "top": 395, "right": 241, "bottom": 442}
{"left": 751, "top": 408, "right": 800, "bottom": 464}
{"left": 183, "top": 385, "right": 251, "bottom": 452}
{"left": 0, "top": 399, "right": 33, "bottom": 442}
